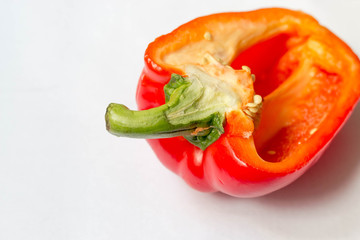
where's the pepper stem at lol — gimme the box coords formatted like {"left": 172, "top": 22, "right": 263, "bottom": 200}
{"left": 106, "top": 73, "right": 227, "bottom": 150}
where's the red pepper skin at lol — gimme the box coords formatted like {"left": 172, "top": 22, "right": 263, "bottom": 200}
{"left": 135, "top": 8, "right": 360, "bottom": 197}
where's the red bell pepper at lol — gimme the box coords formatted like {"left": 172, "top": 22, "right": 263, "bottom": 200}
{"left": 106, "top": 8, "right": 360, "bottom": 197}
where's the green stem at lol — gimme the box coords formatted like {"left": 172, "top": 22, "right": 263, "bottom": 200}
{"left": 105, "top": 73, "right": 226, "bottom": 150}
{"left": 105, "top": 103, "right": 211, "bottom": 138}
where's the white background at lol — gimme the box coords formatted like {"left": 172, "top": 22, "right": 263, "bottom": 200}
{"left": 1, "top": 0, "right": 360, "bottom": 239}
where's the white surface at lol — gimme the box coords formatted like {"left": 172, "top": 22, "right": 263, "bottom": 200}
{"left": 1, "top": 0, "right": 360, "bottom": 239}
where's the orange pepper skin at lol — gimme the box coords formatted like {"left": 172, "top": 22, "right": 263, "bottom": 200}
{"left": 135, "top": 8, "right": 360, "bottom": 197}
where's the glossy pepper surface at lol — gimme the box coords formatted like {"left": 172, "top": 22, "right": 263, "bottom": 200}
{"left": 106, "top": 8, "right": 360, "bottom": 197}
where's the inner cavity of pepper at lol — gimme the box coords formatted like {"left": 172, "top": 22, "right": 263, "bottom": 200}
{"left": 231, "top": 33, "right": 342, "bottom": 162}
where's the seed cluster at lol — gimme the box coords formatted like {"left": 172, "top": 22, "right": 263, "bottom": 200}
{"left": 240, "top": 66, "right": 263, "bottom": 120}
{"left": 244, "top": 94, "right": 263, "bottom": 119}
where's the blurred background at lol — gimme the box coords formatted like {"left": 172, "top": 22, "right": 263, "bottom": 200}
{"left": 1, "top": 0, "right": 360, "bottom": 239}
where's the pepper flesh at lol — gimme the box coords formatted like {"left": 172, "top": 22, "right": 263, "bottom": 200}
{"left": 118, "top": 8, "right": 360, "bottom": 197}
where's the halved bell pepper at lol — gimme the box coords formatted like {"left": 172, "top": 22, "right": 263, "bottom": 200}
{"left": 106, "top": 8, "right": 360, "bottom": 197}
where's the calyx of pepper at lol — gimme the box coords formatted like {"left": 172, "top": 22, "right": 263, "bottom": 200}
{"left": 105, "top": 54, "right": 261, "bottom": 150}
